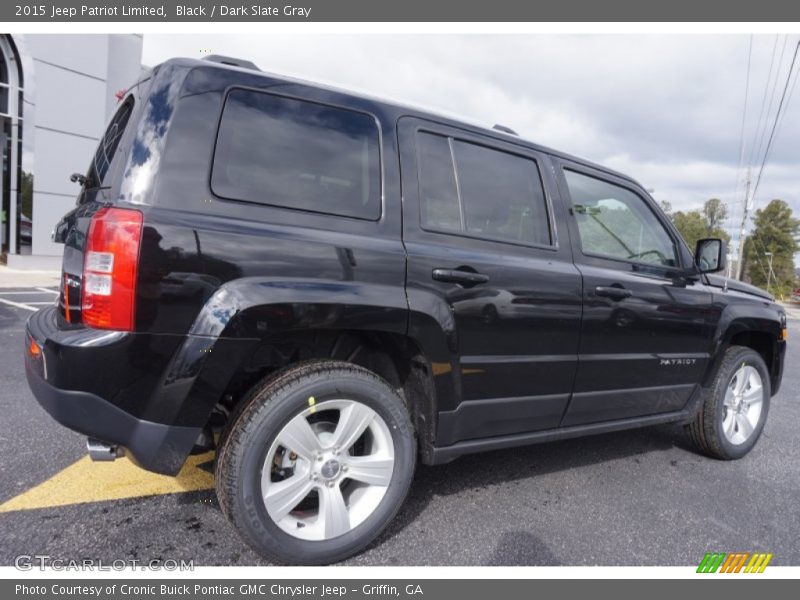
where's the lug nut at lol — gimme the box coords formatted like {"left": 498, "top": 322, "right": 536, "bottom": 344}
{"left": 342, "top": 465, "right": 349, "bottom": 472}
{"left": 326, "top": 481, "right": 335, "bottom": 488}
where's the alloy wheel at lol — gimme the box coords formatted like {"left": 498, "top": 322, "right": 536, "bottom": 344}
{"left": 721, "top": 364, "right": 764, "bottom": 446}
{"left": 260, "top": 399, "right": 395, "bottom": 541}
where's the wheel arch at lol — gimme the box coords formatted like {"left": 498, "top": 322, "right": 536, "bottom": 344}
{"left": 166, "top": 277, "right": 449, "bottom": 464}
{"left": 704, "top": 303, "right": 785, "bottom": 396}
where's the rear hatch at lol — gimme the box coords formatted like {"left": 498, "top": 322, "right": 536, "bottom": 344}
{"left": 55, "top": 78, "right": 148, "bottom": 327}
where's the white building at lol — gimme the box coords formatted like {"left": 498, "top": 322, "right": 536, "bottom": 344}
{"left": 1, "top": 34, "right": 143, "bottom": 270}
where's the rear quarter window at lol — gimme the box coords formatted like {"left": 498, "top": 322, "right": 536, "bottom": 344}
{"left": 211, "top": 89, "right": 382, "bottom": 220}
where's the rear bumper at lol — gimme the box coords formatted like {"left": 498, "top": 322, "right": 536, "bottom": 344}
{"left": 24, "top": 306, "right": 202, "bottom": 475}
{"left": 25, "top": 364, "right": 199, "bottom": 474}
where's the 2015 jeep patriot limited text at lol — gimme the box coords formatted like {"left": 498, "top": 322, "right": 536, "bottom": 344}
{"left": 25, "top": 55, "right": 787, "bottom": 565}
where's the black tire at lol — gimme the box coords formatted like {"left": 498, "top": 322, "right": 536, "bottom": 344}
{"left": 685, "top": 345, "right": 771, "bottom": 460}
{"left": 215, "top": 360, "right": 416, "bottom": 565}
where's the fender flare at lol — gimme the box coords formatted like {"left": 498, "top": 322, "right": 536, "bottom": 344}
{"left": 702, "top": 301, "right": 783, "bottom": 391}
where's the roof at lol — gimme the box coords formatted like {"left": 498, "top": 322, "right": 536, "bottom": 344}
{"left": 163, "top": 56, "right": 643, "bottom": 188}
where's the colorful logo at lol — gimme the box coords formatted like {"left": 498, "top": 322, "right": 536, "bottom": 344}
{"left": 697, "top": 552, "right": 773, "bottom": 573}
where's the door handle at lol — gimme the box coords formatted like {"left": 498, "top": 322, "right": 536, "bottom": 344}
{"left": 595, "top": 285, "right": 633, "bottom": 300}
{"left": 432, "top": 268, "right": 490, "bottom": 286}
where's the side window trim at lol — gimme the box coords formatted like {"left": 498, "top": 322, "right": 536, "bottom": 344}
{"left": 447, "top": 136, "right": 467, "bottom": 231}
{"left": 559, "top": 162, "right": 686, "bottom": 272}
{"left": 413, "top": 125, "right": 557, "bottom": 251}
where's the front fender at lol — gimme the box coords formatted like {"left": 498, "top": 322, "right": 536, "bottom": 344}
{"left": 703, "top": 296, "right": 785, "bottom": 392}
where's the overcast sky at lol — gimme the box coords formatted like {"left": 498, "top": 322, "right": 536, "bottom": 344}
{"left": 143, "top": 34, "right": 800, "bottom": 246}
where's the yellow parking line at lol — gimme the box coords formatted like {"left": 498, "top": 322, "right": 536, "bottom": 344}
{"left": 0, "top": 451, "right": 215, "bottom": 513}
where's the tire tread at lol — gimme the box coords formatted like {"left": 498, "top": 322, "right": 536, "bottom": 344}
{"left": 684, "top": 345, "right": 769, "bottom": 460}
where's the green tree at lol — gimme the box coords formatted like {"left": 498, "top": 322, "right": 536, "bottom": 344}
{"left": 743, "top": 199, "right": 800, "bottom": 297}
{"left": 703, "top": 198, "right": 727, "bottom": 232}
{"left": 668, "top": 198, "right": 731, "bottom": 250}
{"left": 671, "top": 210, "right": 708, "bottom": 249}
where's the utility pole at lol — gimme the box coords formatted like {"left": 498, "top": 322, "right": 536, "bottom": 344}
{"left": 735, "top": 167, "right": 752, "bottom": 280}
{"left": 765, "top": 252, "right": 774, "bottom": 294}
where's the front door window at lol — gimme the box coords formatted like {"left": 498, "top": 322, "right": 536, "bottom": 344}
{"left": 564, "top": 169, "right": 677, "bottom": 268}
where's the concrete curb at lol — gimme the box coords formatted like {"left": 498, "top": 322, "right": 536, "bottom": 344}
{"left": 0, "top": 266, "right": 60, "bottom": 288}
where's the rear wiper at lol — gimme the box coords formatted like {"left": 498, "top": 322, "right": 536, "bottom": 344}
{"left": 70, "top": 172, "right": 94, "bottom": 187}
{"left": 70, "top": 172, "right": 109, "bottom": 193}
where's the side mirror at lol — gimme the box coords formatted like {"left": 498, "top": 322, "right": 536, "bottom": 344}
{"left": 695, "top": 238, "right": 726, "bottom": 273}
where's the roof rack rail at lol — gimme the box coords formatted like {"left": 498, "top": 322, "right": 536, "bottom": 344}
{"left": 202, "top": 55, "right": 260, "bottom": 71}
{"left": 492, "top": 124, "right": 518, "bottom": 135}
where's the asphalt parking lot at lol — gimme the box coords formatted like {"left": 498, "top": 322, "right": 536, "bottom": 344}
{"left": 1, "top": 287, "right": 798, "bottom": 566}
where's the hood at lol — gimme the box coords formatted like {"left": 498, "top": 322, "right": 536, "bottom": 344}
{"left": 705, "top": 274, "right": 774, "bottom": 301}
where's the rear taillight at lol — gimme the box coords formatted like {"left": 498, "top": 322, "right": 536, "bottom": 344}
{"left": 82, "top": 207, "right": 143, "bottom": 330}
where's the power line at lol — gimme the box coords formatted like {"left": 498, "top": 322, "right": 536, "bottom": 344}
{"left": 734, "top": 36, "right": 778, "bottom": 277}
{"left": 750, "top": 36, "right": 789, "bottom": 172}
{"left": 750, "top": 39, "right": 800, "bottom": 206}
{"left": 774, "top": 47, "right": 800, "bottom": 134}
{"left": 745, "top": 35, "right": 780, "bottom": 171}
{"left": 729, "top": 42, "right": 800, "bottom": 212}
{"left": 736, "top": 37, "right": 799, "bottom": 282}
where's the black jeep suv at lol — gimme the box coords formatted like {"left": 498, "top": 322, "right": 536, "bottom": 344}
{"left": 25, "top": 55, "right": 787, "bottom": 564}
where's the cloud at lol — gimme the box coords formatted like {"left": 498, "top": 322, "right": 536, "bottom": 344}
{"left": 142, "top": 34, "right": 800, "bottom": 241}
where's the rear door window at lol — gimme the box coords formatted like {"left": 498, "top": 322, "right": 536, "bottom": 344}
{"left": 416, "top": 132, "right": 462, "bottom": 231}
{"left": 212, "top": 89, "right": 382, "bottom": 220}
{"left": 415, "top": 131, "right": 551, "bottom": 247}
